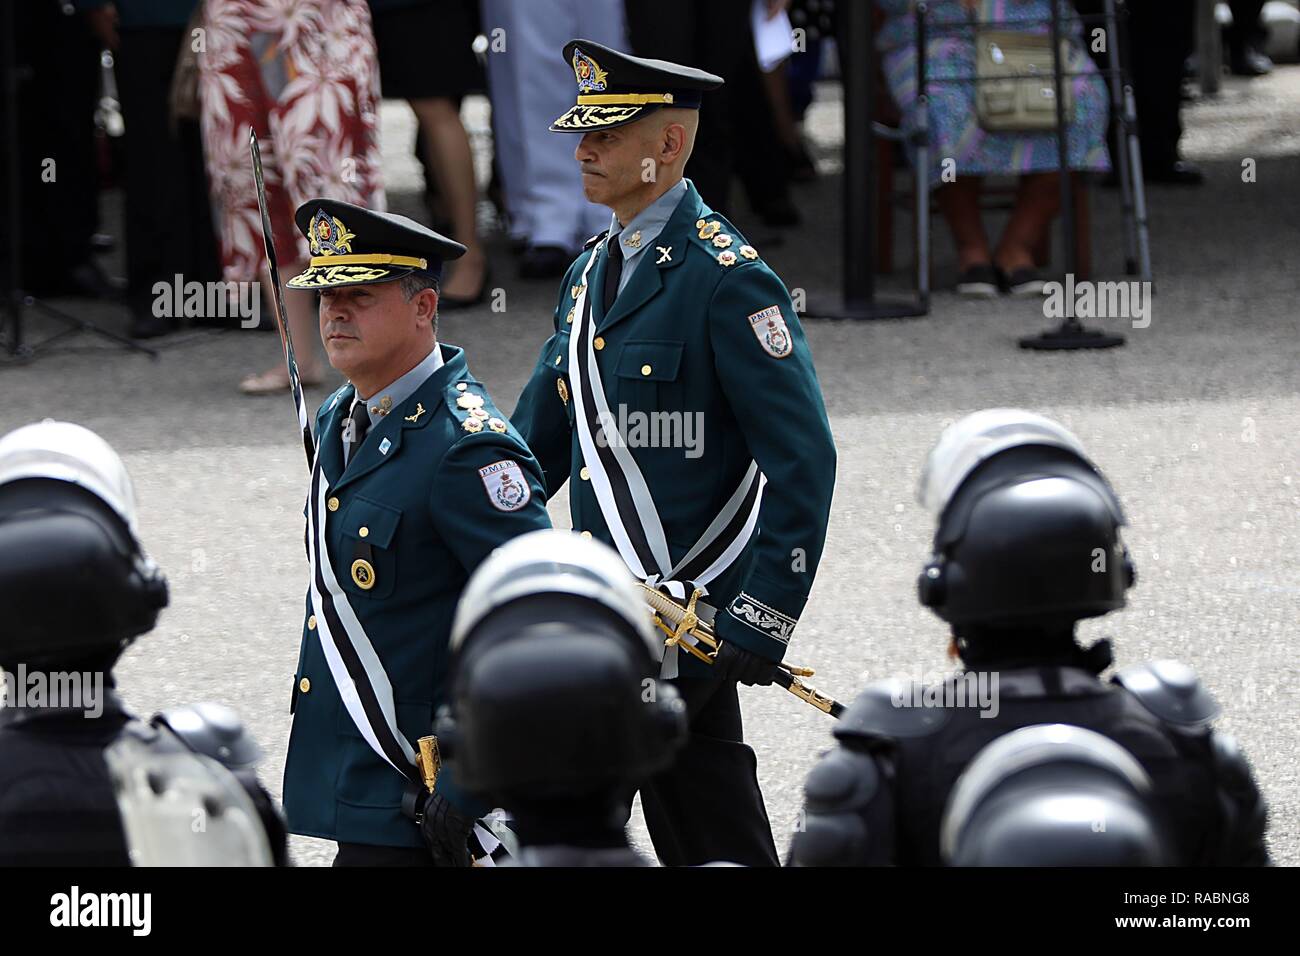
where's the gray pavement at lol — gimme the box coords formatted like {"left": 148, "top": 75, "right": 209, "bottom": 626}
{"left": 1, "top": 74, "right": 1297, "bottom": 866}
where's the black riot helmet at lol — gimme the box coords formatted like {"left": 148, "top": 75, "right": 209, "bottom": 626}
{"left": 439, "top": 530, "right": 686, "bottom": 804}
{"left": 0, "top": 422, "right": 168, "bottom": 670}
{"left": 916, "top": 410, "right": 1135, "bottom": 629}
{"left": 941, "top": 724, "right": 1171, "bottom": 866}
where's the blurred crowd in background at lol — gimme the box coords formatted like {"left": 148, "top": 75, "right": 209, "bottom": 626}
{"left": 1, "top": 0, "right": 1296, "bottom": 388}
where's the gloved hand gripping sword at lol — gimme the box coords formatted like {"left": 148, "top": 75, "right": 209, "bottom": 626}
{"left": 639, "top": 584, "right": 845, "bottom": 718}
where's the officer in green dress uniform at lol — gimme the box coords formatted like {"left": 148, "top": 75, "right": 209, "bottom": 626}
{"left": 281, "top": 200, "right": 552, "bottom": 866}
{"left": 513, "top": 40, "right": 838, "bottom": 866}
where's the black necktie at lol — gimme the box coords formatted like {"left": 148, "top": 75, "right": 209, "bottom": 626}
{"left": 344, "top": 397, "right": 370, "bottom": 467}
{"left": 603, "top": 237, "right": 623, "bottom": 314}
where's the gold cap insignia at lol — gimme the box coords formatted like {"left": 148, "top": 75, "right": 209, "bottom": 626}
{"left": 309, "top": 209, "right": 356, "bottom": 257}
{"left": 572, "top": 48, "right": 609, "bottom": 93}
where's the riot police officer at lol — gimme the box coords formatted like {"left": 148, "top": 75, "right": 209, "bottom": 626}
{"left": 438, "top": 529, "right": 688, "bottom": 866}
{"left": 0, "top": 421, "right": 286, "bottom": 866}
{"left": 789, "top": 410, "right": 1269, "bottom": 867}
{"left": 941, "top": 724, "right": 1173, "bottom": 866}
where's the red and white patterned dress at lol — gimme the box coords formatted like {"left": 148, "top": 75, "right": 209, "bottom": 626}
{"left": 199, "top": 0, "right": 386, "bottom": 283}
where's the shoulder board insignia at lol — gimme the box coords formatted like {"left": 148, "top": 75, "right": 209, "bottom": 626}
{"left": 462, "top": 417, "right": 484, "bottom": 433}
{"left": 717, "top": 250, "right": 737, "bottom": 267}
{"left": 711, "top": 233, "right": 733, "bottom": 249}
{"left": 739, "top": 244, "right": 759, "bottom": 260}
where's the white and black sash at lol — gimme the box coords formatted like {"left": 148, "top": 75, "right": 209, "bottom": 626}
{"left": 305, "top": 454, "right": 420, "bottom": 784}
{"left": 304, "top": 440, "right": 513, "bottom": 863}
{"left": 567, "top": 241, "right": 766, "bottom": 676}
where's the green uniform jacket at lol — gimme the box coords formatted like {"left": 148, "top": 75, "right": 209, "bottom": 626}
{"left": 513, "top": 182, "right": 836, "bottom": 675}
{"left": 284, "top": 345, "right": 551, "bottom": 848}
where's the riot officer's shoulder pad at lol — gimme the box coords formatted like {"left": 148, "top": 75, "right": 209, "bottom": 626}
{"left": 804, "top": 746, "right": 882, "bottom": 809}
{"left": 1210, "top": 731, "right": 1258, "bottom": 789}
{"left": 834, "top": 679, "right": 953, "bottom": 743}
{"left": 151, "top": 702, "right": 262, "bottom": 772}
{"left": 1112, "top": 660, "right": 1221, "bottom": 730}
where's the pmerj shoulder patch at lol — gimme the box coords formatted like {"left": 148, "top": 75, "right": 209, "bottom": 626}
{"left": 747, "top": 305, "right": 793, "bottom": 358}
{"left": 478, "top": 459, "right": 532, "bottom": 512}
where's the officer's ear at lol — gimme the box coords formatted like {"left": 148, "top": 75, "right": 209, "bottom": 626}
{"left": 657, "top": 108, "right": 697, "bottom": 166}
{"left": 410, "top": 286, "right": 439, "bottom": 330}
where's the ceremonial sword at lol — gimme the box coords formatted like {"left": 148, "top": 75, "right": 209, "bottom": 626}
{"left": 249, "top": 127, "right": 315, "bottom": 470}
{"left": 639, "top": 584, "right": 846, "bottom": 718}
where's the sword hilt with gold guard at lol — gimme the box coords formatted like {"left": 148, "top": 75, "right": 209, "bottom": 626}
{"left": 638, "top": 583, "right": 844, "bottom": 718}
{"left": 416, "top": 736, "right": 441, "bottom": 793}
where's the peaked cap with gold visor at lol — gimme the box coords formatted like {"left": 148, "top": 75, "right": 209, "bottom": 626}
{"left": 286, "top": 198, "right": 466, "bottom": 290}
{"left": 550, "top": 39, "right": 725, "bottom": 133}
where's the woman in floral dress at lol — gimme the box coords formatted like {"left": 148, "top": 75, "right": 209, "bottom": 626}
{"left": 875, "top": 0, "right": 1111, "bottom": 296}
{"left": 200, "top": 0, "right": 386, "bottom": 393}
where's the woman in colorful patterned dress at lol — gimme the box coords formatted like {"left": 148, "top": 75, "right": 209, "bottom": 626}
{"left": 199, "top": 0, "right": 386, "bottom": 393}
{"left": 875, "top": 0, "right": 1111, "bottom": 296}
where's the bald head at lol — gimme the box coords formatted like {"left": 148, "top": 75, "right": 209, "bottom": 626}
{"left": 574, "top": 107, "right": 701, "bottom": 222}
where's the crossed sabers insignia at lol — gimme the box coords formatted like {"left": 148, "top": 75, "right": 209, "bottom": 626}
{"left": 655, "top": 245, "right": 672, "bottom": 264}
{"left": 404, "top": 402, "right": 426, "bottom": 423}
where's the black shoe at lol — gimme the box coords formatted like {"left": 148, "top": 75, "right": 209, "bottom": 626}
{"left": 518, "top": 244, "right": 572, "bottom": 280}
{"left": 129, "top": 311, "right": 174, "bottom": 339}
{"left": 90, "top": 233, "right": 115, "bottom": 252}
{"left": 440, "top": 267, "right": 491, "bottom": 311}
{"left": 1146, "top": 159, "right": 1204, "bottom": 186}
{"left": 999, "top": 266, "right": 1047, "bottom": 298}
{"left": 956, "top": 264, "right": 999, "bottom": 298}
{"left": 1230, "top": 47, "right": 1273, "bottom": 77}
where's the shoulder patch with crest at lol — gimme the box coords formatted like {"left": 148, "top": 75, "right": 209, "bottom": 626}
{"left": 747, "top": 305, "right": 793, "bottom": 358}
{"left": 478, "top": 460, "right": 532, "bottom": 512}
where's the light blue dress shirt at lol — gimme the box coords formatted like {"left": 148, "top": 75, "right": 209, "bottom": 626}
{"left": 607, "top": 178, "right": 690, "bottom": 295}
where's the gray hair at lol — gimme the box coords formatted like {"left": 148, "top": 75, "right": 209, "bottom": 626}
{"left": 398, "top": 270, "right": 440, "bottom": 334}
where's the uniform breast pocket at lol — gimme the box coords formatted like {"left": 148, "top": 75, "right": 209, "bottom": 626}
{"left": 613, "top": 340, "right": 684, "bottom": 412}
{"left": 339, "top": 495, "right": 402, "bottom": 601}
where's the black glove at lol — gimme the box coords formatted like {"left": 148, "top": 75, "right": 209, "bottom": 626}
{"left": 714, "top": 641, "right": 780, "bottom": 686}
{"left": 416, "top": 789, "right": 474, "bottom": 867}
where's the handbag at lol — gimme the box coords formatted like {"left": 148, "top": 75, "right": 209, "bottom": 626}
{"left": 974, "top": 28, "right": 1078, "bottom": 132}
